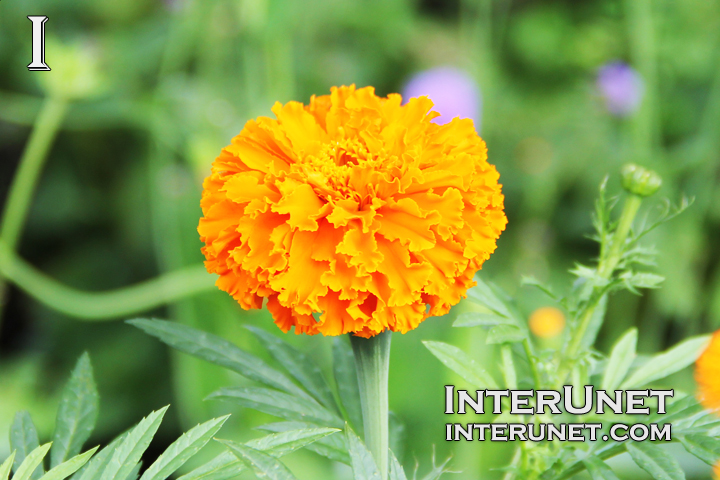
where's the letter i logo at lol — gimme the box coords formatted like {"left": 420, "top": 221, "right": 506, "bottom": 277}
{"left": 27, "top": 16, "right": 51, "bottom": 71}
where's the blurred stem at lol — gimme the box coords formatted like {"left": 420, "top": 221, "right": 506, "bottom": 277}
{"left": 624, "top": 0, "right": 660, "bottom": 164}
{"left": 556, "top": 194, "right": 642, "bottom": 386}
{"left": 0, "top": 96, "right": 68, "bottom": 337}
{"left": 351, "top": 331, "right": 391, "bottom": 480}
{"left": 0, "top": 240, "right": 214, "bottom": 319}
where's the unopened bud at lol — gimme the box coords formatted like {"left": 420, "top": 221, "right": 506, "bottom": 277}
{"left": 621, "top": 164, "right": 662, "bottom": 197}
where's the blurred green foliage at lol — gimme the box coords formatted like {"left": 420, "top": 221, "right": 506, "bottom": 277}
{"left": 1, "top": 0, "right": 719, "bottom": 478}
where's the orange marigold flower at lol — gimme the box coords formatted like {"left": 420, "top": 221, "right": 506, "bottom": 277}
{"left": 696, "top": 330, "right": 720, "bottom": 411}
{"left": 198, "top": 85, "right": 507, "bottom": 337}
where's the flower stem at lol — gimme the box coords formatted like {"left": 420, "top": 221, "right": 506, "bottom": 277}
{"left": 556, "top": 193, "right": 643, "bottom": 386}
{"left": 0, "top": 96, "right": 68, "bottom": 338}
{"left": 350, "top": 330, "right": 391, "bottom": 480}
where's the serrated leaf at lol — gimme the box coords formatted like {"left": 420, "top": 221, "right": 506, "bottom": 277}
{"left": 13, "top": 443, "right": 51, "bottom": 480}
{"left": 621, "top": 335, "right": 711, "bottom": 388}
{"left": 0, "top": 451, "right": 16, "bottom": 480}
{"left": 10, "top": 412, "right": 42, "bottom": 479}
{"left": 256, "top": 423, "right": 349, "bottom": 464}
{"left": 74, "top": 432, "right": 127, "bottom": 480}
{"left": 208, "top": 387, "right": 342, "bottom": 426}
{"left": 678, "top": 434, "right": 720, "bottom": 465}
{"left": 219, "top": 441, "right": 298, "bottom": 480}
{"left": 389, "top": 451, "right": 407, "bottom": 480}
{"left": 178, "top": 427, "right": 339, "bottom": 480}
{"left": 246, "top": 326, "right": 337, "bottom": 411}
{"left": 466, "top": 279, "right": 517, "bottom": 322}
{"left": 453, "top": 312, "right": 512, "bottom": 328}
{"left": 98, "top": 406, "right": 168, "bottom": 480}
{"left": 333, "top": 337, "right": 363, "bottom": 435}
{"left": 582, "top": 455, "right": 620, "bottom": 480}
{"left": 601, "top": 328, "right": 637, "bottom": 391}
{"left": 122, "top": 463, "right": 141, "bottom": 480}
{"left": 486, "top": 325, "right": 526, "bottom": 345}
{"left": 139, "top": 415, "right": 229, "bottom": 480}
{"left": 128, "top": 319, "right": 310, "bottom": 400}
{"left": 626, "top": 442, "right": 685, "bottom": 480}
{"left": 423, "top": 341, "right": 498, "bottom": 390}
{"left": 346, "top": 427, "right": 381, "bottom": 480}
{"left": 40, "top": 447, "right": 98, "bottom": 480}
{"left": 51, "top": 353, "right": 99, "bottom": 468}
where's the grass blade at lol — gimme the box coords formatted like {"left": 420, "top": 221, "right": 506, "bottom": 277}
{"left": 51, "top": 353, "right": 99, "bottom": 468}
{"left": 139, "top": 415, "right": 229, "bottom": 480}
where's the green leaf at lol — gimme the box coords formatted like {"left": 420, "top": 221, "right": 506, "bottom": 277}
{"left": 345, "top": 427, "right": 381, "bottom": 480}
{"left": 582, "top": 455, "right": 620, "bottom": 480}
{"left": 0, "top": 451, "right": 16, "bottom": 480}
{"left": 466, "top": 278, "right": 516, "bottom": 321}
{"left": 13, "top": 443, "right": 51, "bottom": 480}
{"left": 389, "top": 451, "right": 407, "bottom": 480}
{"left": 246, "top": 326, "right": 337, "bottom": 411}
{"left": 178, "top": 427, "right": 342, "bottom": 480}
{"left": 74, "top": 432, "right": 128, "bottom": 480}
{"left": 208, "top": 387, "right": 342, "bottom": 426}
{"left": 219, "top": 440, "right": 298, "bottom": 480}
{"left": 128, "top": 319, "right": 310, "bottom": 400}
{"left": 621, "top": 335, "right": 711, "bottom": 388}
{"left": 678, "top": 434, "right": 720, "bottom": 465}
{"left": 486, "top": 325, "right": 526, "bottom": 345}
{"left": 51, "top": 353, "right": 100, "bottom": 468}
{"left": 423, "top": 341, "right": 499, "bottom": 389}
{"left": 626, "top": 442, "right": 685, "bottom": 480}
{"left": 333, "top": 337, "right": 363, "bottom": 435}
{"left": 10, "top": 412, "right": 43, "bottom": 479}
{"left": 40, "top": 447, "right": 98, "bottom": 480}
{"left": 453, "top": 312, "right": 513, "bottom": 328}
{"left": 139, "top": 415, "right": 229, "bottom": 480}
{"left": 601, "top": 328, "right": 637, "bottom": 391}
{"left": 257, "top": 423, "right": 349, "bottom": 464}
{"left": 98, "top": 406, "right": 169, "bottom": 480}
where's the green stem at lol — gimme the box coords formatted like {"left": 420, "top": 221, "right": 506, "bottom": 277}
{"left": 350, "top": 330, "right": 391, "bottom": 480}
{"left": 556, "top": 194, "right": 642, "bottom": 386}
{"left": 0, "top": 96, "right": 69, "bottom": 336}
{"left": 0, "top": 240, "right": 214, "bottom": 320}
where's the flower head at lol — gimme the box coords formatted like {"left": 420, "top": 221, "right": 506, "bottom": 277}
{"left": 596, "top": 62, "right": 644, "bottom": 117}
{"left": 696, "top": 330, "right": 720, "bottom": 412}
{"left": 402, "top": 68, "right": 482, "bottom": 129}
{"left": 529, "top": 307, "right": 565, "bottom": 339}
{"left": 199, "top": 85, "right": 506, "bottom": 337}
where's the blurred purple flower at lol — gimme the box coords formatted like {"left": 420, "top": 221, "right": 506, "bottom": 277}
{"left": 596, "top": 62, "right": 644, "bottom": 116}
{"left": 402, "top": 67, "right": 482, "bottom": 130}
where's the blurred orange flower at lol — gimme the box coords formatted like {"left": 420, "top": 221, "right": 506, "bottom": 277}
{"left": 696, "top": 330, "right": 720, "bottom": 411}
{"left": 529, "top": 306, "right": 565, "bottom": 339}
{"left": 198, "top": 85, "right": 506, "bottom": 337}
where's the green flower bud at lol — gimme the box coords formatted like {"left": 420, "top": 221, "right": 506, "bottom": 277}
{"left": 621, "top": 163, "right": 662, "bottom": 197}
{"left": 37, "top": 38, "right": 105, "bottom": 100}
